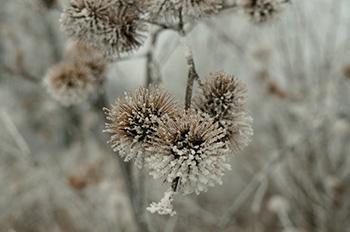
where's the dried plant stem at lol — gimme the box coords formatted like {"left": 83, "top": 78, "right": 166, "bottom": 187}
{"left": 94, "top": 93, "right": 150, "bottom": 232}
{"left": 184, "top": 45, "right": 199, "bottom": 110}
{"left": 1, "top": 110, "right": 31, "bottom": 156}
{"left": 167, "top": 10, "right": 201, "bottom": 193}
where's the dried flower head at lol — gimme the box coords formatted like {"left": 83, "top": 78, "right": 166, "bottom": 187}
{"left": 195, "top": 72, "right": 247, "bottom": 117}
{"left": 104, "top": 87, "right": 178, "bottom": 167}
{"left": 60, "top": 0, "right": 147, "bottom": 56}
{"left": 44, "top": 63, "right": 95, "bottom": 106}
{"left": 64, "top": 41, "right": 107, "bottom": 84}
{"left": 243, "top": 0, "right": 289, "bottom": 23}
{"left": 194, "top": 72, "right": 253, "bottom": 152}
{"left": 147, "top": 110, "right": 231, "bottom": 195}
{"left": 147, "top": 0, "right": 222, "bottom": 21}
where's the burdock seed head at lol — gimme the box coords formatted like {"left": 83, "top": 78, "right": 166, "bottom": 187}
{"left": 104, "top": 87, "right": 178, "bottom": 167}
{"left": 60, "top": 0, "right": 147, "bottom": 56}
{"left": 44, "top": 62, "right": 96, "bottom": 106}
{"left": 147, "top": 110, "right": 231, "bottom": 195}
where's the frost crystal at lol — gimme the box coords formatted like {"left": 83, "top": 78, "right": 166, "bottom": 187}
{"left": 147, "top": 110, "right": 231, "bottom": 195}
{"left": 194, "top": 72, "right": 253, "bottom": 152}
{"left": 44, "top": 62, "right": 95, "bottom": 106}
{"left": 60, "top": 0, "right": 146, "bottom": 56}
{"left": 104, "top": 87, "right": 178, "bottom": 168}
{"left": 147, "top": 190, "right": 176, "bottom": 216}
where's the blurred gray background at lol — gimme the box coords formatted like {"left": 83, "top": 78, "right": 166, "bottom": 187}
{"left": 0, "top": 0, "right": 350, "bottom": 231}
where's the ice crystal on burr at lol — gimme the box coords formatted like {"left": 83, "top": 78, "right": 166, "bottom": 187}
{"left": 60, "top": 0, "right": 146, "bottom": 56}
{"left": 147, "top": 190, "right": 176, "bottom": 216}
{"left": 104, "top": 87, "right": 178, "bottom": 168}
{"left": 147, "top": 110, "right": 231, "bottom": 195}
{"left": 194, "top": 72, "right": 253, "bottom": 152}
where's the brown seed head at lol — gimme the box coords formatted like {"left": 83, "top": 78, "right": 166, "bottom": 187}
{"left": 194, "top": 72, "right": 253, "bottom": 152}
{"left": 147, "top": 110, "right": 230, "bottom": 195}
{"left": 104, "top": 87, "right": 178, "bottom": 167}
{"left": 60, "top": 0, "right": 147, "bottom": 56}
{"left": 64, "top": 41, "right": 107, "bottom": 83}
{"left": 44, "top": 62, "right": 95, "bottom": 106}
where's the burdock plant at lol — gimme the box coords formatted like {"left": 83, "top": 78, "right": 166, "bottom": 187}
{"left": 104, "top": 87, "right": 178, "bottom": 168}
{"left": 42, "top": 0, "right": 289, "bottom": 227}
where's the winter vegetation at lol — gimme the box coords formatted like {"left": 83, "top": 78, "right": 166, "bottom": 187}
{"left": 0, "top": 0, "right": 350, "bottom": 231}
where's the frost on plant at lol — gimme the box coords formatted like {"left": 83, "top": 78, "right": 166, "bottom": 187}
{"left": 147, "top": 110, "right": 231, "bottom": 195}
{"left": 60, "top": 0, "right": 147, "bottom": 56}
{"left": 42, "top": 0, "right": 279, "bottom": 220}
{"left": 147, "top": 190, "right": 176, "bottom": 216}
{"left": 104, "top": 87, "right": 178, "bottom": 168}
{"left": 103, "top": 72, "right": 253, "bottom": 215}
{"left": 194, "top": 72, "right": 253, "bottom": 152}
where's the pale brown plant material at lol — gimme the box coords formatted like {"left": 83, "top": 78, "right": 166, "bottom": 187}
{"left": 146, "top": 110, "right": 232, "bottom": 216}
{"left": 44, "top": 62, "right": 96, "bottom": 106}
{"left": 104, "top": 87, "right": 178, "bottom": 167}
{"left": 64, "top": 41, "right": 107, "bottom": 83}
{"left": 147, "top": 110, "right": 230, "bottom": 195}
{"left": 194, "top": 72, "right": 253, "bottom": 152}
{"left": 60, "top": 0, "right": 146, "bottom": 56}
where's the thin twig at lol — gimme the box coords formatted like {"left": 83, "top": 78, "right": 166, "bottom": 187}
{"left": 177, "top": 10, "right": 200, "bottom": 110}
{"left": 94, "top": 92, "right": 150, "bottom": 232}
{"left": 183, "top": 45, "right": 200, "bottom": 110}
{"left": 0, "top": 110, "right": 31, "bottom": 156}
